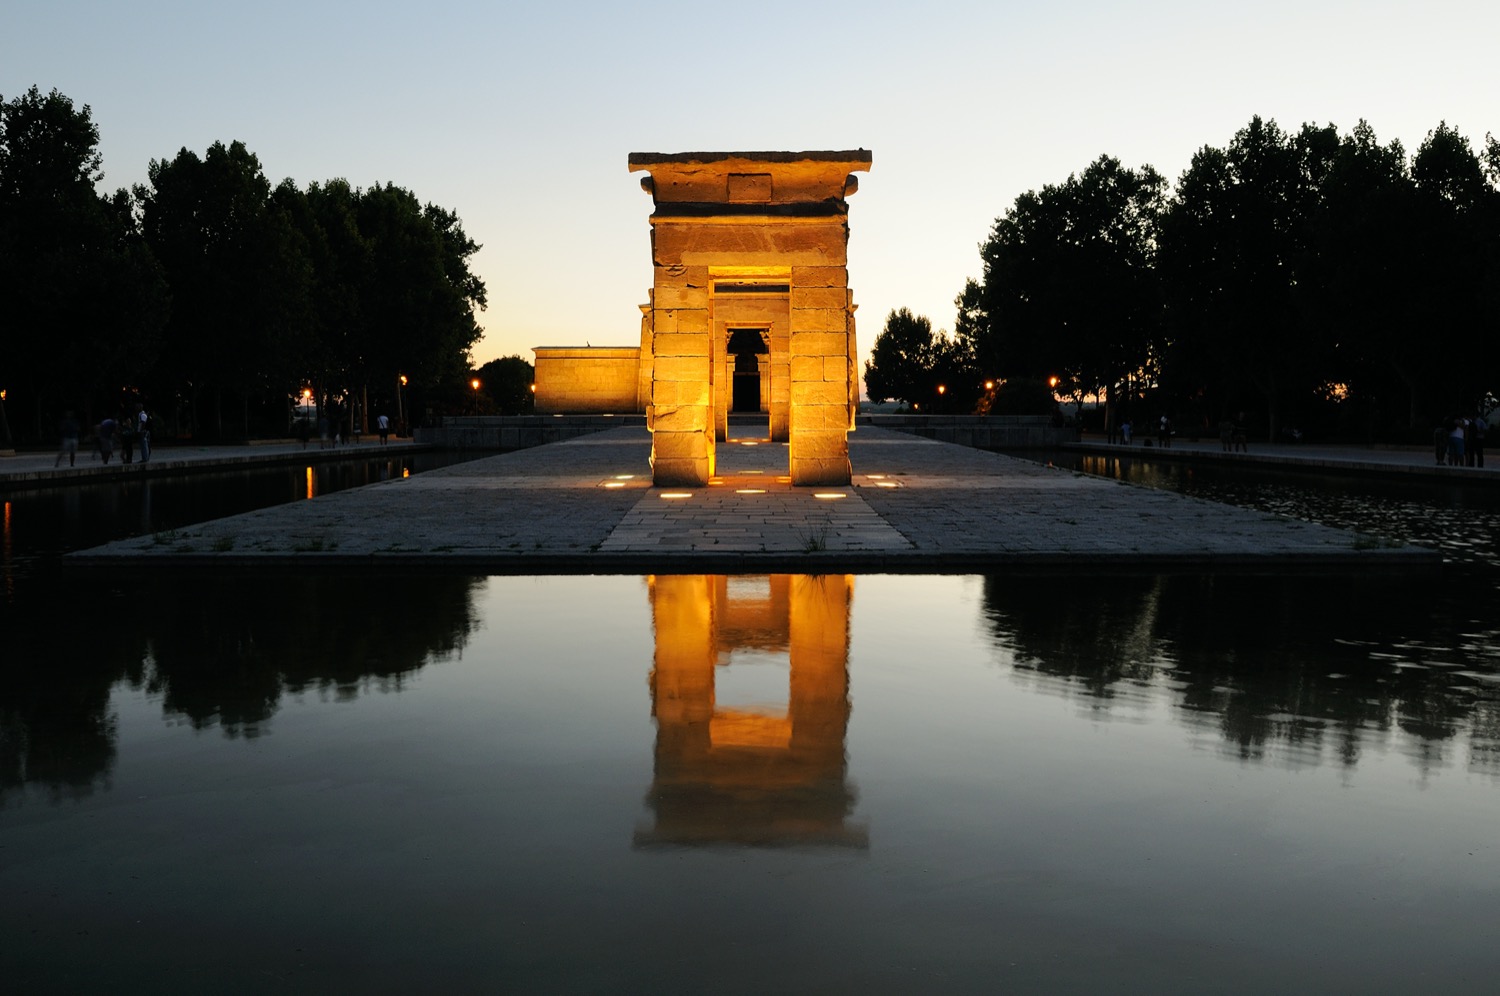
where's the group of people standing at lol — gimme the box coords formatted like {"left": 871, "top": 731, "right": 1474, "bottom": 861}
{"left": 1437, "top": 412, "right": 1488, "bottom": 467}
{"left": 54, "top": 405, "right": 153, "bottom": 468}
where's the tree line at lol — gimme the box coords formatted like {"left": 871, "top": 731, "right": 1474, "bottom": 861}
{"left": 867, "top": 116, "right": 1500, "bottom": 441}
{"left": 0, "top": 86, "right": 496, "bottom": 445}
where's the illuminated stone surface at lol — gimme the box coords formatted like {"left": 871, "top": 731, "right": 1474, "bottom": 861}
{"left": 630, "top": 151, "right": 872, "bottom": 486}
{"left": 531, "top": 347, "right": 640, "bottom": 414}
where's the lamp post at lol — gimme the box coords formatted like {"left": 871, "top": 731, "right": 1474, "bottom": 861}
{"left": 397, "top": 375, "right": 407, "bottom": 436}
{"left": 471, "top": 378, "right": 481, "bottom": 416}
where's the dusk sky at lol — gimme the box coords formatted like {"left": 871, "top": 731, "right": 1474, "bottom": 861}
{"left": 7, "top": 1, "right": 1498, "bottom": 376}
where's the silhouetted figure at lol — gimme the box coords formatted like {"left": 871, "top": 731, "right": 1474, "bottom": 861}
{"left": 136, "top": 405, "right": 152, "bottom": 463}
{"left": 55, "top": 411, "right": 80, "bottom": 467}
{"left": 95, "top": 418, "right": 116, "bottom": 463}
{"left": 1447, "top": 416, "right": 1466, "bottom": 466}
{"left": 1471, "top": 412, "right": 1487, "bottom": 468}
{"left": 1433, "top": 422, "right": 1447, "bottom": 464}
{"left": 377, "top": 413, "right": 390, "bottom": 445}
{"left": 118, "top": 410, "right": 136, "bottom": 464}
{"left": 1158, "top": 414, "right": 1172, "bottom": 448}
{"left": 1120, "top": 419, "right": 1132, "bottom": 445}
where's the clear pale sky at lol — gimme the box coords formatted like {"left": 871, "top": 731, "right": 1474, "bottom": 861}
{"left": 6, "top": 1, "right": 1497, "bottom": 375}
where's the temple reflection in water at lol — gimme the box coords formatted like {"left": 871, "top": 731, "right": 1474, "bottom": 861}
{"left": 637, "top": 574, "right": 867, "bottom": 848}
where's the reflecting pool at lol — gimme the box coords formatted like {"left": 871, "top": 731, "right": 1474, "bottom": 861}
{"left": 4, "top": 571, "right": 1498, "bottom": 991}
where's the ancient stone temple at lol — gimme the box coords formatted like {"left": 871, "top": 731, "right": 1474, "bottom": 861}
{"left": 629, "top": 150, "right": 872, "bottom": 486}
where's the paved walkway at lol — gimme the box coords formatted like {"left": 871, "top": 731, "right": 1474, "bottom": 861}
{"left": 0, "top": 438, "right": 428, "bottom": 489}
{"left": 1064, "top": 435, "right": 1498, "bottom": 480}
{"left": 66, "top": 426, "right": 1442, "bottom": 574}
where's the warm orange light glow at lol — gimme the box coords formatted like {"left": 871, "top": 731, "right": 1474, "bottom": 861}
{"left": 615, "top": 474, "right": 636, "bottom": 480}
{"left": 736, "top": 488, "right": 767, "bottom": 494}
{"left": 937, "top": 384, "right": 946, "bottom": 395}
{"left": 814, "top": 492, "right": 847, "bottom": 500}
{"left": 301, "top": 388, "right": 312, "bottom": 401}
{"left": 603, "top": 481, "right": 627, "bottom": 488}
{"left": 471, "top": 379, "right": 481, "bottom": 391}
{"left": 1048, "top": 375, "right": 1059, "bottom": 389}
{"left": 875, "top": 481, "right": 898, "bottom": 488}
{"left": 399, "top": 375, "right": 408, "bottom": 386}
{"left": 402, "top": 468, "right": 410, "bottom": 479}
{"left": 304, "top": 466, "right": 316, "bottom": 500}
{"left": 660, "top": 492, "right": 693, "bottom": 499}
{"left": 985, "top": 380, "right": 995, "bottom": 390}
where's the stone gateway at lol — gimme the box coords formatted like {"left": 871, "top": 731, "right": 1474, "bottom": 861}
{"left": 629, "top": 150, "right": 872, "bottom": 486}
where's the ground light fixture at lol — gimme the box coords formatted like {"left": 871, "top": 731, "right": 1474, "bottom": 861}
{"left": 813, "top": 492, "right": 847, "bottom": 499}
{"left": 659, "top": 492, "right": 693, "bottom": 499}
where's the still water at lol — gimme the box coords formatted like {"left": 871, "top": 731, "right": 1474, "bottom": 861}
{"left": 3, "top": 457, "right": 1500, "bottom": 991}
{"left": 4, "top": 567, "right": 1499, "bottom": 992}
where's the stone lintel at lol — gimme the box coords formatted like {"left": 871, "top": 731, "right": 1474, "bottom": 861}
{"left": 631, "top": 151, "right": 871, "bottom": 209}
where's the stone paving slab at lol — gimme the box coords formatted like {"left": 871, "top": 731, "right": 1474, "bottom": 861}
{"left": 66, "top": 426, "right": 1442, "bottom": 574}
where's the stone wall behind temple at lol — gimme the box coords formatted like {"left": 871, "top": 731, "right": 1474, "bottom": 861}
{"left": 532, "top": 347, "right": 643, "bottom": 414}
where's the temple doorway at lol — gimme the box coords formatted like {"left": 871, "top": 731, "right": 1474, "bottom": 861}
{"left": 727, "top": 328, "right": 768, "bottom": 413}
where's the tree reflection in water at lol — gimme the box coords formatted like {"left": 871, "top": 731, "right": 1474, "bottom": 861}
{"left": 980, "top": 573, "right": 1500, "bottom": 777}
{"left": 0, "top": 573, "right": 482, "bottom": 806}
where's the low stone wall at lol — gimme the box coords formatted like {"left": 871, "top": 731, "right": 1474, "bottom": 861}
{"left": 858, "top": 414, "right": 1078, "bottom": 449}
{"left": 416, "top": 415, "right": 646, "bottom": 450}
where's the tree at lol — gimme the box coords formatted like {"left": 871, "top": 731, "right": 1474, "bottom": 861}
{"left": 1158, "top": 118, "right": 1337, "bottom": 440}
{"left": 475, "top": 356, "right": 535, "bottom": 414}
{"left": 0, "top": 86, "right": 166, "bottom": 440}
{"left": 1407, "top": 123, "right": 1499, "bottom": 421}
{"left": 968, "top": 155, "right": 1166, "bottom": 425}
{"left": 135, "top": 140, "right": 299, "bottom": 437}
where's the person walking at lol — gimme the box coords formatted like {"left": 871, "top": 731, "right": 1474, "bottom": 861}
{"left": 377, "top": 413, "right": 390, "bottom": 445}
{"left": 136, "top": 405, "right": 152, "bottom": 463}
{"left": 55, "top": 410, "right": 81, "bottom": 467}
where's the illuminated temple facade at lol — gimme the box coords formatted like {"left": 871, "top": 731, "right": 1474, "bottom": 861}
{"left": 532, "top": 150, "right": 872, "bottom": 486}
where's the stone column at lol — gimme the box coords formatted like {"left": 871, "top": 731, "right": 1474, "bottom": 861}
{"left": 788, "top": 265, "right": 854, "bottom": 485}
{"left": 647, "top": 267, "right": 715, "bottom": 485}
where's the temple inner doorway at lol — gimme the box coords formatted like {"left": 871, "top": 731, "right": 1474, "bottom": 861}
{"left": 727, "top": 328, "right": 769, "bottom": 414}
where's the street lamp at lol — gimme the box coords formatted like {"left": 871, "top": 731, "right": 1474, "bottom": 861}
{"left": 471, "top": 378, "right": 481, "bottom": 416}
{"left": 397, "top": 374, "right": 408, "bottom": 436}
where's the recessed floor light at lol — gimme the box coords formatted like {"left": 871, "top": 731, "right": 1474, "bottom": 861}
{"left": 736, "top": 488, "right": 766, "bottom": 494}
{"left": 814, "top": 492, "right": 847, "bottom": 499}
{"left": 660, "top": 492, "right": 693, "bottom": 499}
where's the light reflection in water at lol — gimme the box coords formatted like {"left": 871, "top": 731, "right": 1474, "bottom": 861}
{"left": 2, "top": 500, "right": 11, "bottom": 598}
{"left": 640, "top": 574, "right": 866, "bottom": 848}
{"left": 304, "top": 465, "right": 316, "bottom": 500}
